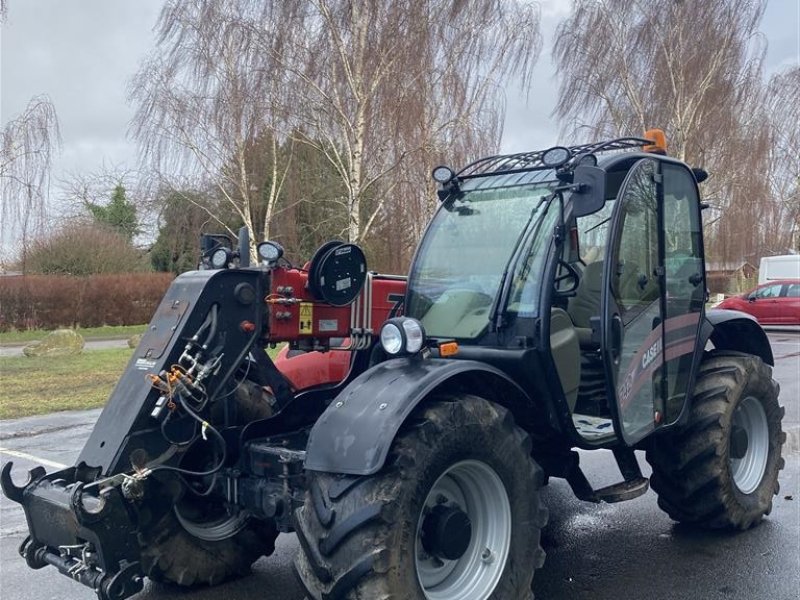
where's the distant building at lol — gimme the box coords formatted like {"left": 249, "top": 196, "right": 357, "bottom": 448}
{"left": 705, "top": 261, "right": 758, "bottom": 295}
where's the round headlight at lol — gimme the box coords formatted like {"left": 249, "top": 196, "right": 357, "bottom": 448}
{"left": 210, "top": 247, "right": 230, "bottom": 269}
{"left": 401, "top": 319, "right": 425, "bottom": 354}
{"left": 380, "top": 317, "right": 427, "bottom": 356}
{"left": 380, "top": 323, "right": 403, "bottom": 355}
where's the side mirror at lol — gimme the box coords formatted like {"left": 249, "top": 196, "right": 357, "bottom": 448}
{"left": 748, "top": 293, "right": 757, "bottom": 302}
{"left": 572, "top": 165, "right": 606, "bottom": 217}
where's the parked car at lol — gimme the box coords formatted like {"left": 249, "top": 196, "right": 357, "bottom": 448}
{"left": 716, "top": 279, "right": 800, "bottom": 325}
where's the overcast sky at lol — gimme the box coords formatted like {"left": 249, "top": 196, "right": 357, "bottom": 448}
{"left": 1, "top": 0, "right": 798, "bottom": 244}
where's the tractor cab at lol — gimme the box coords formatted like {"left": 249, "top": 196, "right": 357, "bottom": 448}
{"left": 405, "top": 132, "right": 707, "bottom": 449}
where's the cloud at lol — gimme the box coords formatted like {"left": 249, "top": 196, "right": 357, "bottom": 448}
{"left": 500, "top": 0, "right": 570, "bottom": 153}
{"left": 1, "top": 0, "right": 163, "bottom": 178}
{"left": 2, "top": 0, "right": 796, "bottom": 203}
{"left": 540, "top": 0, "right": 574, "bottom": 20}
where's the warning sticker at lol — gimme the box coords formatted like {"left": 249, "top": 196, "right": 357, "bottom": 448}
{"left": 299, "top": 302, "right": 313, "bottom": 334}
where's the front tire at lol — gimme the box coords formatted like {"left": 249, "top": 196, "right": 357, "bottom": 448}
{"left": 139, "top": 510, "right": 277, "bottom": 586}
{"left": 294, "top": 395, "right": 548, "bottom": 600}
{"left": 139, "top": 377, "right": 279, "bottom": 586}
{"left": 646, "top": 351, "right": 785, "bottom": 530}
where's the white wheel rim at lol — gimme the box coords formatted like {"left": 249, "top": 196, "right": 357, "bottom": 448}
{"left": 730, "top": 395, "right": 770, "bottom": 495}
{"left": 175, "top": 503, "right": 249, "bottom": 542}
{"left": 415, "top": 460, "right": 512, "bottom": 600}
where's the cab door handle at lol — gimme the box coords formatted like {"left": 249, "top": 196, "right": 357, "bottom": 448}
{"left": 610, "top": 314, "right": 622, "bottom": 364}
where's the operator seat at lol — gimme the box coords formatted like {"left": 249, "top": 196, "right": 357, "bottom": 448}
{"left": 568, "top": 261, "right": 604, "bottom": 348}
{"left": 550, "top": 308, "right": 580, "bottom": 411}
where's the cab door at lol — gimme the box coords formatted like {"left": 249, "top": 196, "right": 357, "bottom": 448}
{"left": 601, "top": 158, "right": 663, "bottom": 445}
{"left": 660, "top": 162, "right": 705, "bottom": 423}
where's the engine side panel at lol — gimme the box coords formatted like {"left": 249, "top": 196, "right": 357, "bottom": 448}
{"left": 267, "top": 270, "right": 406, "bottom": 343}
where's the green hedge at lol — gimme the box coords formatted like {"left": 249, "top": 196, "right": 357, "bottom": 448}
{"left": 0, "top": 273, "right": 174, "bottom": 331}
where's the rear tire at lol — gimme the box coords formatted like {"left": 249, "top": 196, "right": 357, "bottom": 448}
{"left": 294, "top": 395, "right": 548, "bottom": 600}
{"left": 646, "top": 351, "right": 785, "bottom": 529}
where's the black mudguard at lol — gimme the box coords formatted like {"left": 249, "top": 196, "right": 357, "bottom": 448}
{"left": 304, "top": 356, "right": 532, "bottom": 476}
{"left": 703, "top": 308, "right": 774, "bottom": 366}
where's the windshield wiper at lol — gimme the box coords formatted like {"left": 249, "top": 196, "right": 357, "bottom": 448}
{"left": 583, "top": 216, "right": 611, "bottom": 234}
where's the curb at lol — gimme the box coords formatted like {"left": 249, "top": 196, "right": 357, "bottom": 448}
{"left": 0, "top": 408, "right": 102, "bottom": 437}
{"left": 0, "top": 335, "right": 133, "bottom": 349}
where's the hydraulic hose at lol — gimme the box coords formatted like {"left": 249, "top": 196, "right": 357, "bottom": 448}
{"left": 148, "top": 392, "right": 227, "bottom": 479}
{"left": 201, "top": 304, "right": 219, "bottom": 351}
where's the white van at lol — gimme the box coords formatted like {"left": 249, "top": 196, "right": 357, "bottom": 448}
{"left": 758, "top": 254, "right": 800, "bottom": 284}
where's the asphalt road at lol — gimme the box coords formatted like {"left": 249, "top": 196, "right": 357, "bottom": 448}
{"left": 1, "top": 330, "right": 798, "bottom": 600}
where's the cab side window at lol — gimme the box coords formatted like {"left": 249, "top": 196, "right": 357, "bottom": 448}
{"left": 611, "top": 160, "right": 658, "bottom": 321}
{"left": 577, "top": 199, "right": 615, "bottom": 265}
{"left": 662, "top": 163, "right": 704, "bottom": 311}
{"left": 786, "top": 283, "right": 800, "bottom": 298}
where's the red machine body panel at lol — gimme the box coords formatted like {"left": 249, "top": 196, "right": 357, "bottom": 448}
{"left": 273, "top": 344, "right": 352, "bottom": 391}
{"left": 269, "top": 269, "right": 407, "bottom": 391}
{"left": 267, "top": 269, "right": 406, "bottom": 342}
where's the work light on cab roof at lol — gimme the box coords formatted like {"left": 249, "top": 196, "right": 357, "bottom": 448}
{"left": 431, "top": 165, "right": 455, "bottom": 184}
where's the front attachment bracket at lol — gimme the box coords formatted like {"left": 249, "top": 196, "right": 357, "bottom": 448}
{"left": 3, "top": 462, "right": 146, "bottom": 600}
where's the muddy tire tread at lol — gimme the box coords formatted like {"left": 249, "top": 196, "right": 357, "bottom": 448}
{"left": 295, "top": 395, "right": 547, "bottom": 600}
{"left": 646, "top": 351, "right": 784, "bottom": 530}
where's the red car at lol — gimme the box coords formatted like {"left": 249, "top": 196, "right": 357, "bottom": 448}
{"left": 716, "top": 279, "right": 800, "bottom": 325}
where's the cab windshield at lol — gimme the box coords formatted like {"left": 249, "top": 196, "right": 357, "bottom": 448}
{"left": 406, "top": 171, "right": 559, "bottom": 340}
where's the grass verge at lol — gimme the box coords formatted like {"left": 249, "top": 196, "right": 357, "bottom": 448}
{"left": 0, "top": 346, "right": 286, "bottom": 420}
{"left": 0, "top": 325, "right": 148, "bottom": 345}
{"left": 0, "top": 348, "right": 133, "bottom": 419}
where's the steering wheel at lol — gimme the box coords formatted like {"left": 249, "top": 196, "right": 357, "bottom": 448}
{"left": 554, "top": 260, "right": 580, "bottom": 297}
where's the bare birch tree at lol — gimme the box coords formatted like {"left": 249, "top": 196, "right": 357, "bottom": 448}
{"left": 552, "top": 0, "right": 780, "bottom": 264}
{"left": 273, "top": 0, "right": 541, "bottom": 244}
{"left": 553, "top": 0, "right": 766, "bottom": 161}
{"left": 1, "top": 95, "right": 61, "bottom": 255}
{"left": 764, "top": 67, "right": 800, "bottom": 252}
{"left": 130, "top": 1, "right": 299, "bottom": 259}
{"left": 131, "top": 0, "right": 542, "bottom": 261}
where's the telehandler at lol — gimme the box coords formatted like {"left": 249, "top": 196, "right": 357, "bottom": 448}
{"left": 3, "top": 130, "right": 784, "bottom": 600}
